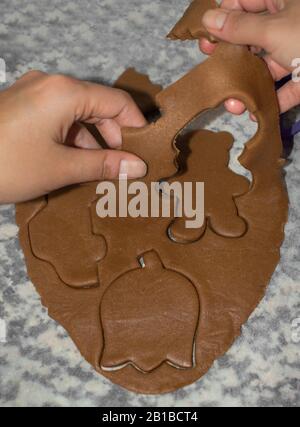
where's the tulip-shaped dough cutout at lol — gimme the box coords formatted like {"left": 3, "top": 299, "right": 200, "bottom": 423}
{"left": 100, "top": 251, "right": 200, "bottom": 373}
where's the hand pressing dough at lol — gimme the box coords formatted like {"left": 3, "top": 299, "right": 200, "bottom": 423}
{"left": 85, "top": 68, "right": 161, "bottom": 147}
{"left": 16, "top": 2, "right": 288, "bottom": 394}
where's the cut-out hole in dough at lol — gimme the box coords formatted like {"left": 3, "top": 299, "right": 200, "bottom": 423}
{"left": 176, "top": 104, "right": 258, "bottom": 182}
{"left": 165, "top": 128, "right": 250, "bottom": 244}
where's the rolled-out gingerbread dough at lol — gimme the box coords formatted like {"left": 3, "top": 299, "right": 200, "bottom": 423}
{"left": 16, "top": 0, "right": 288, "bottom": 394}
{"left": 114, "top": 68, "right": 162, "bottom": 115}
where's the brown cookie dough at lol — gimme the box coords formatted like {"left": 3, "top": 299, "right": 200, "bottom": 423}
{"left": 168, "top": 130, "right": 250, "bottom": 244}
{"left": 16, "top": 4, "right": 288, "bottom": 394}
{"left": 114, "top": 68, "right": 162, "bottom": 114}
{"left": 100, "top": 250, "right": 200, "bottom": 373}
{"left": 28, "top": 185, "right": 105, "bottom": 288}
{"left": 167, "top": 0, "right": 218, "bottom": 41}
{"left": 85, "top": 68, "right": 162, "bottom": 147}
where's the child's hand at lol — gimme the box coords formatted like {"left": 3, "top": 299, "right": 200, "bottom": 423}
{"left": 200, "top": 0, "right": 300, "bottom": 114}
{"left": 0, "top": 71, "right": 147, "bottom": 204}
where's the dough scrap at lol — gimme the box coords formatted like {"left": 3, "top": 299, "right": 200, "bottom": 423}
{"left": 167, "top": 0, "right": 218, "bottom": 41}
{"left": 114, "top": 68, "right": 162, "bottom": 114}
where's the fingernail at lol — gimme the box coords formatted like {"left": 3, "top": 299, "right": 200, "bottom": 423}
{"left": 119, "top": 159, "right": 147, "bottom": 179}
{"left": 203, "top": 9, "right": 229, "bottom": 30}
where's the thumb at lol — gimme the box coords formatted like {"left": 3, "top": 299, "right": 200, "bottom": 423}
{"left": 202, "top": 8, "right": 272, "bottom": 50}
{"left": 56, "top": 145, "right": 147, "bottom": 188}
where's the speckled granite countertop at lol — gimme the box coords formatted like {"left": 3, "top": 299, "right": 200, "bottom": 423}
{"left": 0, "top": 0, "right": 299, "bottom": 407}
